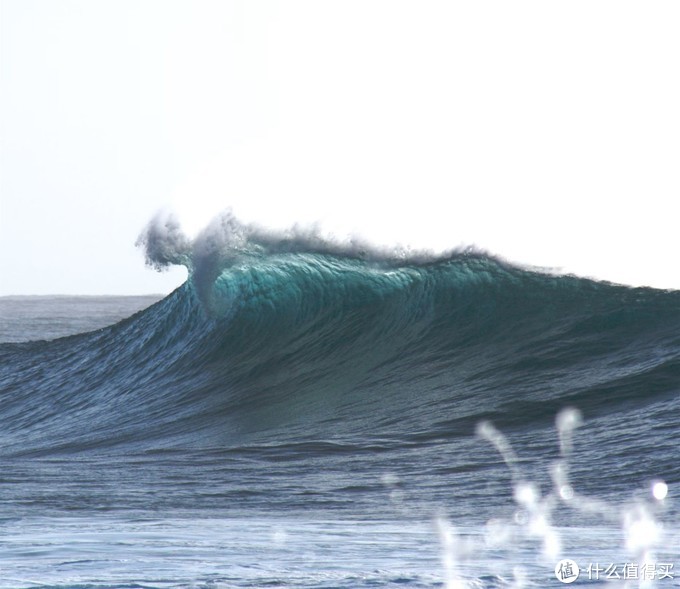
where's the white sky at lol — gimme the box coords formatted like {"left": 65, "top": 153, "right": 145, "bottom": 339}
{"left": 1, "top": 0, "right": 679, "bottom": 295}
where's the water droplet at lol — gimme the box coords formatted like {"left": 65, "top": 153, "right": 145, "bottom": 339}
{"left": 652, "top": 480, "right": 668, "bottom": 501}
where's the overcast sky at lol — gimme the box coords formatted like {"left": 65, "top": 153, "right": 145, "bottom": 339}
{"left": 1, "top": 1, "right": 679, "bottom": 295}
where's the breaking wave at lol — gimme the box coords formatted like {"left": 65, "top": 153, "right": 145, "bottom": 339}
{"left": 1, "top": 212, "right": 679, "bottom": 478}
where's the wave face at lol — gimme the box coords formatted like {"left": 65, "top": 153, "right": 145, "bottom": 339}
{"left": 2, "top": 216, "right": 680, "bottom": 471}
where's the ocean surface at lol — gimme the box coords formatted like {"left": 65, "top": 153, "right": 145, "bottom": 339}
{"left": 1, "top": 215, "right": 679, "bottom": 588}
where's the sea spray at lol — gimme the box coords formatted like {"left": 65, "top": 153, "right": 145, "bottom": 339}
{"left": 433, "top": 408, "right": 675, "bottom": 587}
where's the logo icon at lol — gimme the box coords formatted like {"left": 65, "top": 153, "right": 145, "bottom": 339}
{"left": 555, "top": 559, "right": 580, "bottom": 584}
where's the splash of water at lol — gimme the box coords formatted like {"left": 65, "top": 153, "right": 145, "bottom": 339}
{"left": 434, "top": 408, "right": 673, "bottom": 588}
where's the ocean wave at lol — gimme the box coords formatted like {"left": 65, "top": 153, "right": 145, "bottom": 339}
{"left": 1, "top": 213, "right": 680, "bottom": 459}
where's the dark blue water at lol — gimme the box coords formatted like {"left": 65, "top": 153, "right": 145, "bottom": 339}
{"left": 1, "top": 215, "right": 678, "bottom": 588}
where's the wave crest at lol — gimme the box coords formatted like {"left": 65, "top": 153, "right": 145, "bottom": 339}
{"left": 137, "top": 209, "right": 481, "bottom": 306}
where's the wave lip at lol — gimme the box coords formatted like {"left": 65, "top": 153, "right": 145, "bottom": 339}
{"left": 136, "top": 210, "right": 484, "bottom": 303}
